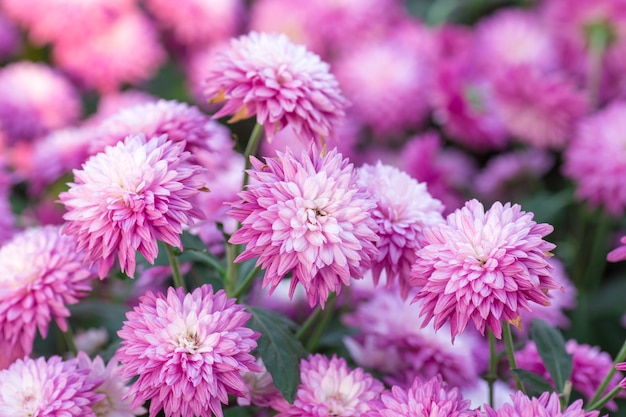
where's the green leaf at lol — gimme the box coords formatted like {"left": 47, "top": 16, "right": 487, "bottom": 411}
{"left": 224, "top": 406, "right": 255, "bottom": 417}
{"left": 512, "top": 368, "right": 555, "bottom": 397}
{"left": 530, "top": 319, "right": 572, "bottom": 392}
{"left": 246, "top": 307, "right": 308, "bottom": 403}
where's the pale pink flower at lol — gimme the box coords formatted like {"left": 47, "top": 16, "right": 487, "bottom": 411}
{"left": 373, "top": 375, "right": 476, "bottom": 417}
{"left": 357, "top": 162, "right": 444, "bottom": 297}
{"left": 184, "top": 43, "right": 229, "bottom": 111}
{"left": 0, "top": 226, "right": 94, "bottom": 361}
{"left": 203, "top": 31, "right": 349, "bottom": 145}
{"left": 116, "top": 285, "right": 261, "bottom": 417}
{"left": 0, "top": 355, "right": 104, "bottom": 417}
{"left": 238, "top": 358, "right": 283, "bottom": 408}
{"left": 411, "top": 199, "right": 559, "bottom": 340}
{"left": 229, "top": 147, "right": 379, "bottom": 307}
{"left": 272, "top": 354, "right": 384, "bottom": 416}
{"left": 89, "top": 90, "right": 157, "bottom": 124}
{"left": 608, "top": 235, "right": 626, "bottom": 262}
{"left": 484, "top": 391, "right": 599, "bottom": 417}
{"left": 564, "top": 101, "right": 626, "bottom": 215}
{"left": 74, "top": 328, "right": 109, "bottom": 355}
{"left": 461, "top": 379, "right": 514, "bottom": 411}
{"left": 59, "top": 134, "right": 206, "bottom": 278}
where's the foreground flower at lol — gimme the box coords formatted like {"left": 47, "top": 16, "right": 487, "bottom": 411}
{"left": 617, "top": 362, "right": 626, "bottom": 389}
{"left": 203, "top": 31, "right": 348, "bottom": 145}
{"left": 59, "top": 134, "right": 206, "bottom": 278}
{"left": 272, "top": 354, "right": 384, "bottom": 416}
{"left": 0, "top": 226, "right": 94, "bottom": 361}
{"left": 229, "top": 147, "right": 379, "bottom": 307}
{"left": 411, "top": 199, "right": 559, "bottom": 340}
{"left": 373, "top": 375, "right": 475, "bottom": 417}
{"left": 0, "top": 355, "right": 104, "bottom": 416}
{"left": 484, "top": 391, "right": 599, "bottom": 417}
{"left": 116, "top": 285, "right": 261, "bottom": 417}
{"left": 357, "top": 162, "right": 444, "bottom": 297}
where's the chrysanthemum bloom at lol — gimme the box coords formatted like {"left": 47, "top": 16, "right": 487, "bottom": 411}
{"left": 238, "top": 358, "right": 283, "bottom": 408}
{"left": 564, "top": 101, "right": 626, "bottom": 215}
{"left": 203, "top": 31, "right": 349, "bottom": 146}
{"left": 515, "top": 339, "right": 625, "bottom": 410}
{"left": 616, "top": 362, "right": 626, "bottom": 389}
{"left": 373, "top": 375, "right": 476, "bottom": 417}
{"left": 410, "top": 199, "right": 560, "bottom": 340}
{"left": 0, "top": 355, "right": 104, "bottom": 416}
{"left": 608, "top": 235, "right": 626, "bottom": 262}
{"left": 493, "top": 67, "right": 587, "bottom": 149}
{"left": 59, "top": 134, "right": 206, "bottom": 278}
{"left": 0, "top": 61, "right": 81, "bottom": 144}
{"left": 356, "top": 162, "right": 444, "bottom": 297}
{"left": 228, "top": 147, "right": 379, "bottom": 307}
{"left": 272, "top": 354, "right": 384, "bottom": 416}
{"left": 484, "top": 391, "right": 599, "bottom": 417}
{"left": 343, "top": 286, "right": 486, "bottom": 389}
{"left": 74, "top": 327, "right": 109, "bottom": 355}
{"left": 116, "top": 285, "right": 261, "bottom": 417}
{"left": 53, "top": 12, "right": 166, "bottom": 93}
{"left": 145, "top": 0, "right": 242, "bottom": 47}
{"left": 75, "top": 352, "right": 145, "bottom": 417}
{"left": 0, "top": 226, "right": 94, "bottom": 361}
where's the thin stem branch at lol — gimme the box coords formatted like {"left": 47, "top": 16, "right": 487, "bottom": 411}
{"left": 586, "top": 385, "right": 622, "bottom": 411}
{"left": 589, "top": 338, "right": 626, "bottom": 405}
{"left": 486, "top": 330, "right": 498, "bottom": 408}
{"left": 305, "top": 293, "right": 337, "bottom": 352}
{"left": 166, "top": 244, "right": 186, "bottom": 291}
{"left": 233, "top": 266, "right": 261, "bottom": 299}
{"left": 242, "top": 123, "right": 264, "bottom": 188}
{"left": 59, "top": 322, "right": 77, "bottom": 356}
{"left": 587, "top": 23, "right": 610, "bottom": 109}
{"left": 225, "top": 242, "right": 238, "bottom": 297}
{"left": 296, "top": 306, "right": 323, "bottom": 341}
{"left": 503, "top": 322, "right": 524, "bottom": 391}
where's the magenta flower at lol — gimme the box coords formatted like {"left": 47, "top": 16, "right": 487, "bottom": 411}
{"left": 411, "top": 199, "right": 559, "bottom": 340}
{"left": 0, "top": 226, "right": 94, "bottom": 361}
{"left": 59, "top": 133, "right": 206, "bottom": 278}
{"left": 0, "top": 14, "right": 20, "bottom": 60}
{"left": 229, "top": 147, "right": 379, "bottom": 307}
{"left": 357, "top": 162, "right": 444, "bottom": 298}
{"left": 203, "top": 31, "right": 349, "bottom": 145}
{"left": 484, "top": 391, "right": 599, "bottom": 417}
{"left": 272, "top": 354, "right": 384, "bottom": 416}
{"left": 116, "top": 285, "right": 260, "bottom": 417}
{"left": 0, "top": 355, "right": 104, "bottom": 416}
{"left": 616, "top": 362, "right": 626, "bottom": 389}
{"left": 608, "top": 236, "right": 626, "bottom": 262}
{"left": 373, "top": 375, "right": 475, "bottom": 417}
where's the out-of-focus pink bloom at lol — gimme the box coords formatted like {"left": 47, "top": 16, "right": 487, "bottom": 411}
{"left": 184, "top": 43, "right": 228, "bottom": 111}
{"left": 608, "top": 235, "right": 626, "bottom": 262}
{"left": 229, "top": 147, "right": 379, "bottom": 308}
{"left": 516, "top": 340, "right": 625, "bottom": 410}
{"left": 0, "top": 61, "right": 81, "bottom": 144}
{"left": 59, "top": 134, "right": 206, "bottom": 278}
{"left": 116, "top": 285, "right": 261, "bottom": 417}
{"left": 245, "top": 278, "right": 312, "bottom": 323}
{"left": 0, "top": 356, "right": 104, "bottom": 416}
{"left": 411, "top": 199, "right": 559, "bottom": 340}
{"left": 0, "top": 13, "right": 20, "bottom": 59}
{"left": 484, "top": 391, "right": 599, "bottom": 417}
{"left": 74, "top": 327, "right": 109, "bottom": 355}
{"left": 272, "top": 354, "right": 384, "bottom": 416}
{"left": 0, "top": 226, "right": 94, "bottom": 361}
{"left": 494, "top": 67, "right": 587, "bottom": 149}
{"left": 53, "top": 12, "right": 166, "bottom": 93}
{"left": 238, "top": 358, "right": 283, "bottom": 408}
{"left": 461, "top": 379, "right": 514, "bottom": 411}
{"left": 357, "top": 162, "right": 444, "bottom": 297}
{"left": 203, "top": 31, "right": 348, "bottom": 146}
{"left": 564, "top": 101, "right": 626, "bottom": 215}
{"left": 90, "top": 90, "right": 157, "bottom": 124}
{"left": 145, "top": 0, "right": 242, "bottom": 47}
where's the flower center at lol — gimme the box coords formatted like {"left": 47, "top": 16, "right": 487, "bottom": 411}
{"left": 177, "top": 331, "right": 200, "bottom": 352}
{"left": 92, "top": 394, "right": 112, "bottom": 417}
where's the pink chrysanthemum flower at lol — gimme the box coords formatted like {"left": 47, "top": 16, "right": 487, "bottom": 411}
{"left": 0, "top": 355, "right": 104, "bottom": 416}
{"left": 145, "top": 0, "right": 242, "bottom": 47}
{"left": 516, "top": 340, "right": 624, "bottom": 410}
{"left": 494, "top": 67, "right": 587, "bottom": 149}
{"left": 272, "top": 354, "right": 384, "bottom": 416}
{"left": 53, "top": 12, "right": 166, "bottom": 93}
{"left": 0, "top": 226, "right": 94, "bottom": 361}
{"left": 343, "top": 286, "right": 486, "bottom": 389}
{"left": 203, "top": 31, "right": 349, "bottom": 145}
{"left": 59, "top": 134, "right": 206, "bottom": 278}
{"left": 373, "top": 375, "right": 475, "bottom": 417}
{"left": 564, "top": 101, "right": 626, "bottom": 215}
{"left": 608, "top": 235, "right": 626, "bottom": 262}
{"left": 410, "top": 199, "right": 560, "bottom": 340}
{"left": 116, "top": 285, "right": 261, "bottom": 417}
{"left": 616, "top": 362, "right": 626, "bottom": 389}
{"left": 0, "top": 61, "right": 81, "bottom": 144}
{"left": 484, "top": 391, "right": 599, "bottom": 417}
{"left": 357, "top": 162, "right": 444, "bottom": 297}
{"left": 229, "top": 147, "right": 379, "bottom": 307}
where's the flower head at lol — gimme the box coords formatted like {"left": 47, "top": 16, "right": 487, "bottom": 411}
{"left": 203, "top": 31, "right": 348, "bottom": 146}
{"left": 59, "top": 133, "right": 206, "bottom": 278}
{"left": 272, "top": 354, "right": 384, "bottom": 416}
{"left": 357, "top": 162, "right": 444, "bottom": 298}
{"left": 608, "top": 235, "right": 626, "bottom": 262}
{"left": 229, "top": 147, "right": 379, "bottom": 307}
{"left": 411, "top": 199, "right": 559, "bottom": 340}
{"left": 0, "top": 226, "right": 94, "bottom": 360}
{"left": 484, "top": 391, "right": 599, "bottom": 417}
{"left": 116, "top": 285, "right": 261, "bottom": 417}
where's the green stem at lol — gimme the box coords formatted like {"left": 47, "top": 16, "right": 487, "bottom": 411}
{"left": 242, "top": 123, "right": 264, "bottom": 188}
{"left": 233, "top": 266, "right": 261, "bottom": 299}
{"left": 586, "top": 385, "right": 622, "bottom": 411}
{"left": 225, "top": 243, "right": 238, "bottom": 297}
{"left": 582, "top": 210, "right": 611, "bottom": 291}
{"left": 60, "top": 322, "right": 77, "bottom": 356}
{"left": 305, "top": 293, "right": 337, "bottom": 352}
{"left": 165, "top": 244, "right": 186, "bottom": 291}
{"left": 587, "top": 23, "right": 610, "bottom": 109}
{"left": 296, "top": 306, "right": 323, "bottom": 341}
{"left": 589, "top": 338, "right": 626, "bottom": 405}
{"left": 503, "top": 322, "right": 524, "bottom": 391}
{"left": 486, "top": 330, "right": 498, "bottom": 408}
